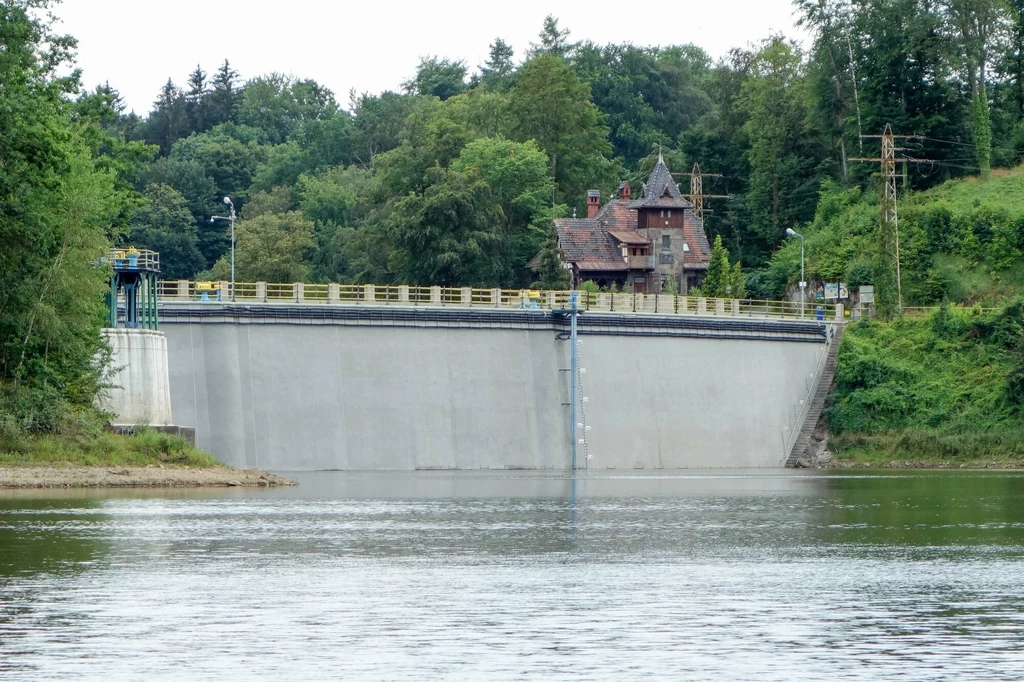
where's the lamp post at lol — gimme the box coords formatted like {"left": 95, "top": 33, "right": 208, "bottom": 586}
{"left": 210, "top": 197, "right": 236, "bottom": 302}
{"left": 681, "top": 242, "right": 690, "bottom": 294}
{"left": 786, "top": 227, "right": 805, "bottom": 318}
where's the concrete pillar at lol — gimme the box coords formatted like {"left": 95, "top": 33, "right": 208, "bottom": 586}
{"left": 99, "top": 329, "right": 173, "bottom": 426}
{"left": 295, "top": 283, "right": 305, "bottom": 302}
{"left": 398, "top": 285, "right": 410, "bottom": 304}
{"left": 715, "top": 298, "right": 725, "bottom": 316}
{"left": 491, "top": 288, "right": 501, "bottom": 307}
{"left": 219, "top": 281, "right": 230, "bottom": 302}
{"left": 256, "top": 282, "right": 268, "bottom": 302}
{"left": 597, "top": 293, "right": 610, "bottom": 310}
{"left": 547, "top": 291, "right": 556, "bottom": 309}
{"left": 835, "top": 303, "right": 844, "bottom": 321}
{"left": 177, "top": 280, "right": 190, "bottom": 301}
{"left": 363, "top": 284, "right": 375, "bottom": 303}
{"left": 327, "top": 283, "right": 340, "bottom": 303}
{"left": 731, "top": 299, "right": 740, "bottom": 316}
{"left": 680, "top": 296, "right": 689, "bottom": 314}
{"left": 431, "top": 286, "right": 442, "bottom": 305}
{"left": 461, "top": 287, "right": 472, "bottom": 305}
{"left": 697, "top": 297, "right": 707, "bottom": 315}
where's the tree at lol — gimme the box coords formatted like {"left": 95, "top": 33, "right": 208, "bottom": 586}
{"left": 238, "top": 74, "right": 338, "bottom": 144}
{"left": 740, "top": 37, "right": 825, "bottom": 254}
{"left": 940, "top": 0, "right": 1012, "bottom": 177}
{"left": 700, "top": 235, "right": 730, "bottom": 297}
{"left": 387, "top": 165, "right": 502, "bottom": 285}
{"left": 185, "top": 64, "right": 209, "bottom": 133}
{"left": 534, "top": 225, "right": 570, "bottom": 289}
{"left": 403, "top": 56, "right": 467, "bottom": 100}
{"left": 453, "top": 136, "right": 558, "bottom": 280}
{"left": 508, "top": 55, "right": 617, "bottom": 207}
{"left": 142, "top": 156, "right": 221, "bottom": 266}
{"left": 206, "top": 59, "right": 240, "bottom": 126}
{"left": 127, "top": 184, "right": 204, "bottom": 279}
{"left": 1, "top": 1, "right": 132, "bottom": 432}
{"left": 145, "top": 78, "right": 190, "bottom": 154}
{"left": 480, "top": 38, "right": 515, "bottom": 90}
{"left": 530, "top": 15, "right": 574, "bottom": 58}
{"left": 730, "top": 261, "right": 747, "bottom": 298}
{"left": 210, "top": 211, "right": 314, "bottom": 282}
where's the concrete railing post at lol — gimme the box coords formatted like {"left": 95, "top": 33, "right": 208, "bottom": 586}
{"left": 399, "top": 285, "right": 410, "bottom": 304}
{"left": 697, "top": 297, "right": 707, "bottom": 315}
{"left": 177, "top": 280, "right": 190, "bottom": 301}
{"left": 256, "top": 281, "right": 268, "bottom": 302}
{"left": 680, "top": 296, "right": 689, "bottom": 314}
{"left": 363, "top": 284, "right": 375, "bottom": 303}
{"left": 295, "top": 282, "right": 304, "bottom": 302}
{"left": 219, "top": 280, "right": 230, "bottom": 302}
{"left": 327, "top": 283, "right": 340, "bottom": 303}
{"left": 462, "top": 287, "right": 472, "bottom": 306}
{"left": 431, "top": 286, "right": 442, "bottom": 305}
{"left": 731, "top": 299, "right": 740, "bottom": 316}
{"left": 491, "top": 288, "right": 501, "bottom": 307}
{"left": 547, "top": 291, "right": 556, "bottom": 309}
{"left": 835, "top": 303, "right": 844, "bottom": 321}
{"left": 715, "top": 298, "right": 725, "bottom": 316}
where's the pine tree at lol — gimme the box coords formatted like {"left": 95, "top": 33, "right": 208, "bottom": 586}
{"left": 480, "top": 38, "right": 515, "bottom": 90}
{"left": 701, "top": 234, "right": 730, "bottom": 297}
{"left": 536, "top": 225, "right": 570, "bottom": 289}
{"left": 730, "top": 261, "right": 746, "bottom": 298}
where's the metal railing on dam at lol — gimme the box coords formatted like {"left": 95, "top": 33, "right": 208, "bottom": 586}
{"left": 156, "top": 281, "right": 842, "bottom": 321}
{"left": 158, "top": 304, "right": 828, "bottom": 344}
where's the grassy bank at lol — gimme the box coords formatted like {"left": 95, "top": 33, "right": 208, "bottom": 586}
{"left": 0, "top": 428, "right": 220, "bottom": 468}
{"left": 828, "top": 303, "right": 1024, "bottom": 466}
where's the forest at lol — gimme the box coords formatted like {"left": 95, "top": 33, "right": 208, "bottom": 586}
{"left": 86, "top": 3, "right": 1024, "bottom": 293}
{"left": 4, "top": 0, "right": 1024, "bottom": 445}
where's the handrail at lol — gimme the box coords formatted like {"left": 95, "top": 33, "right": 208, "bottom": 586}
{"left": 155, "top": 280, "right": 844, "bottom": 322}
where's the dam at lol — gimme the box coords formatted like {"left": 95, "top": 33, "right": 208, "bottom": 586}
{"left": 153, "top": 291, "right": 838, "bottom": 471}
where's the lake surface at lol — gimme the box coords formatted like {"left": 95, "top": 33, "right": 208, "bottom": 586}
{"left": 2, "top": 470, "right": 1023, "bottom": 680}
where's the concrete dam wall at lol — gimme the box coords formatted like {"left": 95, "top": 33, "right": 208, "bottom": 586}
{"left": 161, "top": 305, "right": 829, "bottom": 470}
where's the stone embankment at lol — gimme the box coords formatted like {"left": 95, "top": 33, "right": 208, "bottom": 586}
{"left": 0, "top": 465, "right": 295, "bottom": 489}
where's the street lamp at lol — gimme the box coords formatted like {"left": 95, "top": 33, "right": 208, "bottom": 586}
{"left": 786, "top": 227, "right": 805, "bottom": 318}
{"left": 681, "top": 242, "right": 690, "bottom": 294}
{"left": 210, "top": 197, "right": 236, "bottom": 302}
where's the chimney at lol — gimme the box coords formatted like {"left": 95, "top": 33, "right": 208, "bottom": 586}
{"left": 618, "top": 181, "right": 631, "bottom": 202}
{"left": 586, "top": 190, "right": 600, "bottom": 218}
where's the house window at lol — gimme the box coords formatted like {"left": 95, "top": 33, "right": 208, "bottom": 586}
{"left": 662, "top": 235, "right": 671, "bottom": 249}
{"left": 667, "top": 210, "right": 672, "bottom": 218}
{"left": 660, "top": 210, "right": 665, "bottom": 217}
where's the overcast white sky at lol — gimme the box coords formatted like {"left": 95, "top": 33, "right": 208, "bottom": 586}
{"left": 55, "top": 0, "right": 807, "bottom": 115}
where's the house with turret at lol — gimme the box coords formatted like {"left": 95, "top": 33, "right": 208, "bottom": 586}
{"left": 531, "top": 153, "right": 711, "bottom": 293}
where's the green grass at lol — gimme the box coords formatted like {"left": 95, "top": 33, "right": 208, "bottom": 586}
{"left": 0, "top": 428, "right": 221, "bottom": 468}
{"left": 828, "top": 303, "right": 1024, "bottom": 465}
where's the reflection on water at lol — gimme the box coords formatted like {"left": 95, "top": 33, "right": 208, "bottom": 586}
{"left": 1, "top": 470, "right": 1023, "bottom": 680}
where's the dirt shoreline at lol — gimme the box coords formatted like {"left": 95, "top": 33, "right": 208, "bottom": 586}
{"left": 0, "top": 465, "right": 296, "bottom": 489}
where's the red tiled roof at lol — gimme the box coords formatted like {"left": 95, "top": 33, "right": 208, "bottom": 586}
{"left": 608, "top": 230, "right": 651, "bottom": 245}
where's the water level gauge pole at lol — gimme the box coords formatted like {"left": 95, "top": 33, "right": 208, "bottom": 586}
{"left": 569, "top": 291, "right": 579, "bottom": 472}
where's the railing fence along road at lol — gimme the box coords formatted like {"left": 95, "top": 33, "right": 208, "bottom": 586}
{"left": 155, "top": 281, "right": 845, "bottom": 321}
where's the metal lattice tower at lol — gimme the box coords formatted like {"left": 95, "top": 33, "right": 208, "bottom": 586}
{"left": 689, "top": 163, "right": 704, "bottom": 222}
{"left": 880, "top": 124, "right": 903, "bottom": 312}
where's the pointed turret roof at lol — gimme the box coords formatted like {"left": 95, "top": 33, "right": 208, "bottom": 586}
{"left": 628, "top": 150, "right": 693, "bottom": 209}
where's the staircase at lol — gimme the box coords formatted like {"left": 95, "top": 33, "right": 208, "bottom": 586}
{"left": 785, "top": 325, "right": 845, "bottom": 467}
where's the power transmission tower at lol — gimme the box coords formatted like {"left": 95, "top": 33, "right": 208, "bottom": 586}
{"left": 674, "top": 163, "right": 730, "bottom": 224}
{"left": 850, "top": 124, "right": 910, "bottom": 313}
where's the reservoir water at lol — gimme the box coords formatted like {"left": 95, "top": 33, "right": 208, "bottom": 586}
{"left": 2, "top": 470, "right": 1023, "bottom": 680}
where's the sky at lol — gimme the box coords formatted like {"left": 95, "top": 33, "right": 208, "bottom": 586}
{"left": 54, "top": 0, "right": 808, "bottom": 115}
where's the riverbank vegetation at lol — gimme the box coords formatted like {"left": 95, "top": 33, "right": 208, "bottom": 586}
{"left": 0, "top": 428, "right": 218, "bottom": 468}
{"left": 829, "top": 302, "right": 1024, "bottom": 465}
